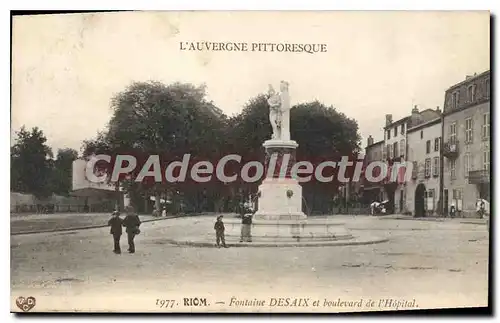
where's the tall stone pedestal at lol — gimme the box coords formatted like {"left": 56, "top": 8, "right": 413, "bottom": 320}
{"left": 234, "top": 138, "right": 355, "bottom": 244}
{"left": 253, "top": 139, "right": 306, "bottom": 220}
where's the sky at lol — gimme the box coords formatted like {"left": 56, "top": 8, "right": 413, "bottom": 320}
{"left": 11, "top": 11, "right": 490, "bottom": 154}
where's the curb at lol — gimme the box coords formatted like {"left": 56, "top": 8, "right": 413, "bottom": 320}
{"left": 11, "top": 215, "right": 187, "bottom": 236}
{"left": 460, "top": 221, "right": 488, "bottom": 225}
{"left": 160, "top": 237, "right": 390, "bottom": 248}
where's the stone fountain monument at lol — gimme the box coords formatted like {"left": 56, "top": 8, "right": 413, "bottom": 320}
{"left": 225, "top": 81, "right": 356, "bottom": 245}
{"left": 253, "top": 81, "right": 306, "bottom": 220}
{"left": 167, "top": 81, "right": 389, "bottom": 247}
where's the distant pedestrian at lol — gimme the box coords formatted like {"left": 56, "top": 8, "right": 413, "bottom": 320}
{"left": 477, "top": 199, "right": 486, "bottom": 219}
{"left": 122, "top": 206, "right": 141, "bottom": 253}
{"left": 108, "top": 210, "right": 123, "bottom": 254}
{"left": 214, "top": 215, "right": 228, "bottom": 248}
{"left": 240, "top": 213, "right": 253, "bottom": 242}
{"left": 449, "top": 205, "right": 456, "bottom": 218}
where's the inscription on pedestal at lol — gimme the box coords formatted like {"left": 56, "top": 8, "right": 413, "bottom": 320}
{"left": 265, "top": 147, "right": 297, "bottom": 178}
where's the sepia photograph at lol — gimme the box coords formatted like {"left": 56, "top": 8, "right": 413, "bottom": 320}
{"left": 10, "top": 10, "right": 490, "bottom": 313}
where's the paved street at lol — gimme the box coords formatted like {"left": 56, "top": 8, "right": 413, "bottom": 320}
{"left": 11, "top": 215, "right": 489, "bottom": 312}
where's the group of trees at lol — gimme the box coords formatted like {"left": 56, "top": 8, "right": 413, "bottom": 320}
{"left": 81, "top": 81, "right": 361, "bottom": 214}
{"left": 11, "top": 80, "right": 361, "bottom": 214}
{"left": 11, "top": 127, "right": 78, "bottom": 198}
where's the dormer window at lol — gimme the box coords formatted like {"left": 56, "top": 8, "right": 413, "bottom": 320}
{"left": 452, "top": 91, "right": 459, "bottom": 109}
{"left": 467, "top": 84, "right": 476, "bottom": 103}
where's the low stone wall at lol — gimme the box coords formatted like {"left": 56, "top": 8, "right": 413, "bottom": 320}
{"left": 10, "top": 192, "right": 115, "bottom": 214}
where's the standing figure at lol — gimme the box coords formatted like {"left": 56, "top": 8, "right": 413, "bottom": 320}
{"left": 108, "top": 210, "right": 123, "bottom": 254}
{"left": 267, "top": 81, "right": 294, "bottom": 141}
{"left": 214, "top": 215, "right": 228, "bottom": 248}
{"left": 449, "top": 204, "right": 456, "bottom": 218}
{"left": 122, "top": 206, "right": 141, "bottom": 253}
{"left": 240, "top": 212, "right": 253, "bottom": 243}
{"left": 477, "top": 199, "right": 486, "bottom": 219}
{"left": 267, "top": 85, "right": 282, "bottom": 140}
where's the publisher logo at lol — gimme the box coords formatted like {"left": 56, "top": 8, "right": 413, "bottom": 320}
{"left": 16, "top": 296, "right": 36, "bottom": 312}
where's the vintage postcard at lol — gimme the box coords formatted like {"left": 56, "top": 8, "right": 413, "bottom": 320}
{"left": 10, "top": 11, "right": 490, "bottom": 313}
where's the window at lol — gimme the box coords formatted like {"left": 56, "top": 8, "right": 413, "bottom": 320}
{"left": 387, "top": 144, "right": 392, "bottom": 159}
{"left": 467, "top": 84, "right": 476, "bottom": 102}
{"left": 424, "top": 158, "right": 431, "bottom": 178}
{"left": 433, "top": 157, "right": 439, "bottom": 177}
{"left": 482, "top": 113, "right": 490, "bottom": 139}
{"left": 465, "top": 118, "right": 473, "bottom": 143}
{"left": 452, "top": 91, "right": 459, "bottom": 109}
{"left": 483, "top": 150, "right": 490, "bottom": 171}
{"left": 427, "top": 189, "right": 435, "bottom": 198}
{"left": 393, "top": 142, "right": 398, "bottom": 157}
{"left": 426, "top": 140, "right": 431, "bottom": 154}
{"left": 387, "top": 130, "right": 391, "bottom": 140}
{"left": 486, "top": 79, "right": 490, "bottom": 98}
{"left": 412, "top": 161, "right": 418, "bottom": 179}
{"left": 453, "top": 91, "right": 460, "bottom": 109}
{"left": 464, "top": 153, "right": 470, "bottom": 178}
{"left": 400, "top": 140, "right": 405, "bottom": 158}
{"left": 450, "top": 122, "right": 457, "bottom": 143}
{"left": 394, "top": 126, "right": 397, "bottom": 137}
{"left": 420, "top": 130, "right": 423, "bottom": 139}
{"left": 401, "top": 124, "right": 405, "bottom": 134}
{"left": 434, "top": 138, "right": 440, "bottom": 152}
{"left": 453, "top": 189, "right": 462, "bottom": 200}
{"left": 451, "top": 159, "right": 456, "bottom": 179}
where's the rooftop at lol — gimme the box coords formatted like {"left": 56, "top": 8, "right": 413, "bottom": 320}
{"left": 445, "top": 70, "right": 490, "bottom": 92}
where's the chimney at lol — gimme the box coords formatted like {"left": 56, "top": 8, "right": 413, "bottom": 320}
{"left": 410, "top": 105, "right": 421, "bottom": 126}
{"left": 367, "top": 135, "right": 374, "bottom": 147}
{"left": 385, "top": 114, "right": 393, "bottom": 126}
{"left": 436, "top": 106, "right": 441, "bottom": 114}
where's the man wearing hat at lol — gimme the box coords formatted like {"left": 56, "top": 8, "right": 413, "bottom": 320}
{"left": 214, "top": 215, "right": 228, "bottom": 248}
{"left": 122, "top": 206, "right": 141, "bottom": 253}
{"left": 108, "top": 210, "right": 123, "bottom": 254}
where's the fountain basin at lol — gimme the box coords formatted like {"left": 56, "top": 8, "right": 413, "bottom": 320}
{"left": 224, "top": 218, "right": 353, "bottom": 242}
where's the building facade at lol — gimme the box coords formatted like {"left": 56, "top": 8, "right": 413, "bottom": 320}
{"left": 405, "top": 117, "right": 442, "bottom": 216}
{"left": 442, "top": 70, "right": 490, "bottom": 217}
{"left": 382, "top": 114, "right": 409, "bottom": 213}
{"left": 360, "top": 136, "right": 384, "bottom": 204}
{"left": 378, "top": 107, "right": 441, "bottom": 214}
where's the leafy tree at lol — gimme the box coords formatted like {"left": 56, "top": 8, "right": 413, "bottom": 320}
{"left": 83, "top": 81, "right": 228, "bottom": 213}
{"left": 81, "top": 131, "right": 111, "bottom": 157}
{"left": 80, "top": 81, "right": 361, "bottom": 215}
{"left": 51, "top": 148, "right": 79, "bottom": 196}
{"left": 11, "top": 126, "right": 54, "bottom": 198}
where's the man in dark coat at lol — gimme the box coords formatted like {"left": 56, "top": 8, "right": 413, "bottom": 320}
{"left": 214, "top": 215, "right": 228, "bottom": 248}
{"left": 122, "top": 206, "right": 141, "bottom": 253}
{"left": 240, "top": 213, "right": 253, "bottom": 242}
{"left": 108, "top": 210, "right": 123, "bottom": 254}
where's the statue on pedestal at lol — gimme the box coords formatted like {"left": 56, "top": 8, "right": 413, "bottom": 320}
{"left": 267, "top": 81, "right": 292, "bottom": 141}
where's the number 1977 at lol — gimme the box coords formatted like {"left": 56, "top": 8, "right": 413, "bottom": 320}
{"left": 156, "top": 299, "right": 175, "bottom": 308}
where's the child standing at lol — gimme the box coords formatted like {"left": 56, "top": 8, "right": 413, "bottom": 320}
{"left": 214, "top": 215, "right": 228, "bottom": 248}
